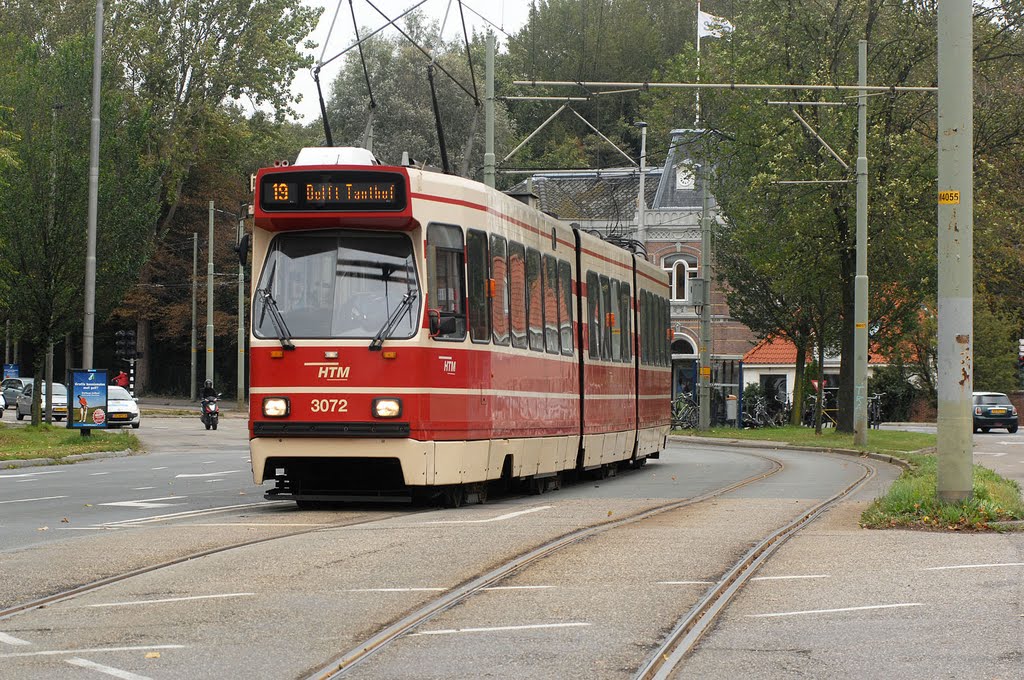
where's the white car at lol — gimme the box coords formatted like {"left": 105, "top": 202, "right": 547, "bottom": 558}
{"left": 0, "top": 391, "right": 5, "bottom": 416}
{"left": 106, "top": 386, "right": 141, "bottom": 428}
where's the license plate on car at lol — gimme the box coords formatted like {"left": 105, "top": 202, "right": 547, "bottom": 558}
{"left": 991, "top": 408, "right": 1006, "bottom": 415}
{"left": 54, "top": 407, "right": 67, "bottom": 413}
{"left": 111, "top": 413, "right": 129, "bottom": 419}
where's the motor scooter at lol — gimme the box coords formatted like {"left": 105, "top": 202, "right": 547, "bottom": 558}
{"left": 200, "top": 395, "right": 220, "bottom": 430}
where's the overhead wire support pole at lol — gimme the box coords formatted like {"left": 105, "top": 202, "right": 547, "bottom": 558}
{"left": 484, "top": 33, "right": 495, "bottom": 187}
{"left": 501, "top": 104, "right": 569, "bottom": 163}
{"left": 82, "top": 0, "right": 104, "bottom": 369}
{"left": 567, "top": 108, "right": 637, "bottom": 166}
{"left": 853, "top": 39, "right": 869, "bottom": 446}
{"left": 788, "top": 108, "right": 850, "bottom": 171}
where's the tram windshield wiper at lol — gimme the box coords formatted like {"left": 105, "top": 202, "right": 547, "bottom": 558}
{"left": 369, "top": 290, "right": 418, "bottom": 351}
{"left": 256, "top": 285, "right": 296, "bottom": 351}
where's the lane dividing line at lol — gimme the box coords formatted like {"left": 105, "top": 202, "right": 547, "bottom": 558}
{"left": 410, "top": 622, "right": 591, "bottom": 636}
{"left": 0, "top": 644, "right": 185, "bottom": 658}
{"left": 346, "top": 588, "right": 446, "bottom": 593}
{"left": 751, "top": 574, "right": 831, "bottom": 581}
{"left": 747, "top": 603, "right": 923, "bottom": 619}
{"left": 87, "top": 593, "right": 255, "bottom": 608}
{"left": 0, "top": 471, "right": 62, "bottom": 480}
{"left": 99, "top": 497, "right": 185, "bottom": 510}
{"left": 176, "top": 471, "right": 240, "bottom": 478}
{"left": 424, "top": 506, "right": 553, "bottom": 525}
{"left": 90, "top": 472, "right": 111, "bottom": 476}
{"left": 0, "top": 632, "right": 32, "bottom": 646}
{"left": 658, "top": 581, "right": 715, "bottom": 586}
{"left": 0, "top": 496, "right": 67, "bottom": 505}
{"left": 150, "top": 467, "right": 167, "bottom": 471}
{"left": 194, "top": 523, "right": 328, "bottom": 527}
{"left": 922, "top": 562, "right": 1024, "bottom": 571}
{"left": 66, "top": 657, "right": 153, "bottom": 680}
{"left": 132, "top": 487, "right": 156, "bottom": 491}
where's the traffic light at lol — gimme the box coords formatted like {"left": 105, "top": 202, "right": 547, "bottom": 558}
{"left": 114, "top": 330, "right": 137, "bottom": 359}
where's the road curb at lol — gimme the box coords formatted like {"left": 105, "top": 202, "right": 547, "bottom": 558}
{"left": 1, "top": 449, "right": 136, "bottom": 469}
{"left": 669, "top": 434, "right": 916, "bottom": 471}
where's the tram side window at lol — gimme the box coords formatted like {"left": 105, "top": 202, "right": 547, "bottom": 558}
{"left": 490, "top": 235, "right": 510, "bottom": 346}
{"left": 543, "top": 254, "right": 559, "bottom": 354}
{"left": 663, "top": 295, "right": 672, "bottom": 366}
{"left": 466, "top": 229, "right": 490, "bottom": 344}
{"left": 426, "top": 223, "right": 466, "bottom": 341}
{"left": 526, "top": 248, "right": 544, "bottom": 352}
{"left": 558, "top": 260, "right": 573, "bottom": 356}
{"left": 509, "top": 242, "right": 528, "bottom": 349}
{"left": 587, "top": 271, "right": 600, "bottom": 359}
{"left": 599, "top": 275, "right": 611, "bottom": 361}
{"left": 643, "top": 291, "right": 653, "bottom": 366}
{"left": 620, "top": 282, "right": 631, "bottom": 361}
{"left": 610, "top": 280, "right": 622, "bottom": 362}
{"left": 659, "top": 296, "right": 669, "bottom": 366}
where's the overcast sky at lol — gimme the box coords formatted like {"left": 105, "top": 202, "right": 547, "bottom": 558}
{"left": 292, "top": 0, "right": 532, "bottom": 122}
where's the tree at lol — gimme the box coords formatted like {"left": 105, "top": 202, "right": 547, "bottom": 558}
{"left": 973, "top": 298, "right": 1019, "bottom": 393}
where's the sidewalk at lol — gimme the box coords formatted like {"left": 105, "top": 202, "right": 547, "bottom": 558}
{"left": 137, "top": 395, "right": 248, "bottom": 417}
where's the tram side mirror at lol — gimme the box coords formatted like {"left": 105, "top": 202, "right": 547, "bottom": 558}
{"left": 428, "top": 310, "right": 457, "bottom": 337}
{"left": 235, "top": 233, "right": 250, "bottom": 266}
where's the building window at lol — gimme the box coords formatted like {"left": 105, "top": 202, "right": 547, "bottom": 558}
{"left": 663, "top": 254, "right": 698, "bottom": 302}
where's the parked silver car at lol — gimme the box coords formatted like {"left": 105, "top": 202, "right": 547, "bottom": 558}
{"left": 2, "top": 377, "right": 31, "bottom": 409}
{"left": 15, "top": 382, "right": 69, "bottom": 421}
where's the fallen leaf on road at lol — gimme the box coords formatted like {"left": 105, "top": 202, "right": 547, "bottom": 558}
{"left": 145, "top": 652, "right": 161, "bottom": 659}
{"left": 37, "top": 526, "right": 48, "bottom": 531}
{"left": 84, "top": 504, "right": 92, "bottom": 507}
{"left": 61, "top": 517, "right": 69, "bottom": 523}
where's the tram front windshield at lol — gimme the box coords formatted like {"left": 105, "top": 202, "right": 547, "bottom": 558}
{"left": 254, "top": 230, "right": 419, "bottom": 339}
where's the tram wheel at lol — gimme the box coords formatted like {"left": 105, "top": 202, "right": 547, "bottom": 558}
{"left": 443, "top": 486, "right": 465, "bottom": 508}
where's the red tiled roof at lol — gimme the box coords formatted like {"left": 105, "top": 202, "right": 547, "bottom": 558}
{"left": 742, "top": 337, "right": 886, "bottom": 365}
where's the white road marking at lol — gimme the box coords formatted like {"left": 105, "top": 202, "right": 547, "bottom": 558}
{"left": 748, "top": 603, "right": 923, "bottom": 619}
{"left": 482, "top": 585, "right": 556, "bottom": 591}
{"left": 0, "top": 495, "right": 66, "bottom": 505}
{"left": 0, "top": 644, "right": 185, "bottom": 658}
{"left": 973, "top": 451, "right": 1006, "bottom": 457}
{"left": 175, "top": 471, "right": 240, "bottom": 478}
{"left": 201, "top": 460, "right": 215, "bottom": 464}
{"left": 751, "top": 574, "right": 831, "bottom": 581}
{"left": 0, "top": 471, "right": 61, "bottom": 480}
{"left": 66, "top": 657, "right": 153, "bottom": 680}
{"left": 425, "top": 506, "right": 552, "bottom": 525}
{"left": 150, "top": 467, "right": 168, "bottom": 471}
{"left": 0, "top": 632, "right": 32, "bottom": 646}
{"left": 87, "top": 593, "right": 254, "bottom": 608}
{"left": 411, "top": 622, "right": 590, "bottom": 636}
{"left": 90, "top": 472, "right": 110, "bottom": 476}
{"left": 194, "top": 523, "right": 327, "bottom": 527}
{"left": 99, "top": 501, "right": 288, "bottom": 527}
{"left": 99, "top": 496, "right": 185, "bottom": 509}
{"left": 658, "top": 581, "right": 715, "bottom": 586}
{"left": 203, "top": 479, "right": 225, "bottom": 483}
{"left": 922, "top": 562, "right": 1024, "bottom": 571}
{"left": 132, "top": 487, "right": 155, "bottom": 491}
{"left": 346, "top": 588, "right": 446, "bottom": 593}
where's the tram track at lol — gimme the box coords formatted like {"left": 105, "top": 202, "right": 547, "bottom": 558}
{"left": 0, "top": 508, "right": 425, "bottom": 623}
{"left": 305, "top": 450, "right": 787, "bottom": 679}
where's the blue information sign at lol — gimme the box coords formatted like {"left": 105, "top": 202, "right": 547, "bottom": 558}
{"left": 67, "top": 369, "right": 108, "bottom": 429}
{"left": 3, "top": 364, "right": 17, "bottom": 379}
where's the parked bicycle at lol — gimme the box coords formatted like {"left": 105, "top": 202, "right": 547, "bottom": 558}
{"left": 868, "top": 392, "right": 886, "bottom": 429}
{"left": 743, "top": 395, "right": 778, "bottom": 428}
{"left": 671, "top": 392, "right": 699, "bottom": 430}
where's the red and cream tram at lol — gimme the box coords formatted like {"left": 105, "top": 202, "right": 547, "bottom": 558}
{"left": 247, "top": 147, "right": 671, "bottom": 505}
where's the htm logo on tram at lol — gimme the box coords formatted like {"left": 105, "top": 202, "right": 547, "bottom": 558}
{"left": 318, "top": 366, "right": 350, "bottom": 380}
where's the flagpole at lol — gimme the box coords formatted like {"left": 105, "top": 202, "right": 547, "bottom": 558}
{"left": 696, "top": 0, "right": 702, "bottom": 127}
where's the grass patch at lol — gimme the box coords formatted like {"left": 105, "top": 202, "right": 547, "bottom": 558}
{"left": 861, "top": 456, "right": 1024, "bottom": 531}
{"left": 0, "top": 423, "right": 141, "bottom": 462}
{"left": 684, "top": 425, "right": 936, "bottom": 455}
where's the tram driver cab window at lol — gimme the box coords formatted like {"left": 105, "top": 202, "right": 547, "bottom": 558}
{"left": 426, "top": 223, "right": 467, "bottom": 340}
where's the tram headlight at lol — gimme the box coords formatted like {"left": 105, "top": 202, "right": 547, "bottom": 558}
{"left": 262, "top": 397, "right": 290, "bottom": 417}
{"left": 372, "top": 397, "right": 402, "bottom": 418}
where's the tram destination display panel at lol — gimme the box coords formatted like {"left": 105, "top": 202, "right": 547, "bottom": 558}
{"left": 260, "top": 170, "right": 407, "bottom": 213}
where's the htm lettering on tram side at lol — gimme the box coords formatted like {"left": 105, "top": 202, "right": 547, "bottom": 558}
{"left": 316, "top": 366, "right": 350, "bottom": 380}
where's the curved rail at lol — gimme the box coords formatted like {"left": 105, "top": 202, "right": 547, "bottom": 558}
{"left": 307, "top": 451, "right": 785, "bottom": 680}
{"left": 634, "top": 453, "right": 876, "bottom": 679}
{"left": 0, "top": 509, "right": 421, "bottom": 622}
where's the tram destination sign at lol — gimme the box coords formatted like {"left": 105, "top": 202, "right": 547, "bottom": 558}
{"left": 259, "top": 170, "right": 407, "bottom": 213}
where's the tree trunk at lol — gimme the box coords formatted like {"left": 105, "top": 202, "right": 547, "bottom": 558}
{"left": 815, "top": 339, "right": 826, "bottom": 435}
{"left": 792, "top": 340, "right": 807, "bottom": 426}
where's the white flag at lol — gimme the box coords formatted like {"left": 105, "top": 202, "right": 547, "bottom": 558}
{"left": 698, "top": 10, "right": 734, "bottom": 38}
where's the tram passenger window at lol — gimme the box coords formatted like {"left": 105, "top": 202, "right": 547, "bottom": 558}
{"left": 542, "top": 255, "right": 559, "bottom": 354}
{"left": 526, "top": 248, "right": 543, "bottom": 352}
{"left": 610, "top": 280, "right": 621, "bottom": 362}
{"left": 659, "top": 296, "right": 669, "bottom": 366}
{"left": 620, "top": 282, "right": 631, "bottom": 361}
{"left": 587, "top": 272, "right": 600, "bottom": 359}
{"left": 426, "top": 223, "right": 466, "bottom": 341}
{"left": 599, "top": 276, "right": 612, "bottom": 361}
{"left": 509, "top": 242, "right": 527, "bottom": 349}
{"left": 642, "top": 291, "right": 652, "bottom": 366}
{"left": 558, "top": 260, "right": 573, "bottom": 356}
{"left": 466, "top": 229, "right": 490, "bottom": 344}
{"left": 490, "top": 235, "right": 510, "bottom": 346}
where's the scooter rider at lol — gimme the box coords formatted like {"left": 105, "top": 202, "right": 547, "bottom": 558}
{"left": 201, "top": 379, "right": 217, "bottom": 400}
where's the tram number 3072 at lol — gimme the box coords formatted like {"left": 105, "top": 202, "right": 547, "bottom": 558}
{"left": 310, "top": 398, "right": 349, "bottom": 413}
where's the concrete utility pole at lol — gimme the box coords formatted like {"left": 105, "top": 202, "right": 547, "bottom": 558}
{"left": 190, "top": 233, "right": 198, "bottom": 402}
{"left": 483, "top": 33, "right": 496, "bottom": 188}
{"left": 206, "top": 202, "right": 215, "bottom": 385}
{"left": 936, "top": 0, "right": 974, "bottom": 502}
{"left": 82, "top": 0, "right": 103, "bottom": 369}
{"left": 853, "top": 40, "right": 870, "bottom": 446}
{"left": 635, "top": 122, "right": 648, "bottom": 244}
{"left": 698, "top": 151, "right": 712, "bottom": 430}
{"left": 236, "top": 207, "right": 246, "bottom": 410}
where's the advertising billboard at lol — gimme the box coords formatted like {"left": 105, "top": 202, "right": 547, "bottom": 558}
{"left": 67, "top": 369, "right": 108, "bottom": 430}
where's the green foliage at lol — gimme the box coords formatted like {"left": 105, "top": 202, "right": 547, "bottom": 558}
{"left": 867, "top": 363, "right": 923, "bottom": 423}
{"left": 860, "top": 456, "right": 1024, "bottom": 530}
{"left": 973, "top": 298, "right": 1020, "bottom": 393}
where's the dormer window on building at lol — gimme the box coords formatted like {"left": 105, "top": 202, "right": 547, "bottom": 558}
{"left": 663, "top": 254, "right": 698, "bottom": 302}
